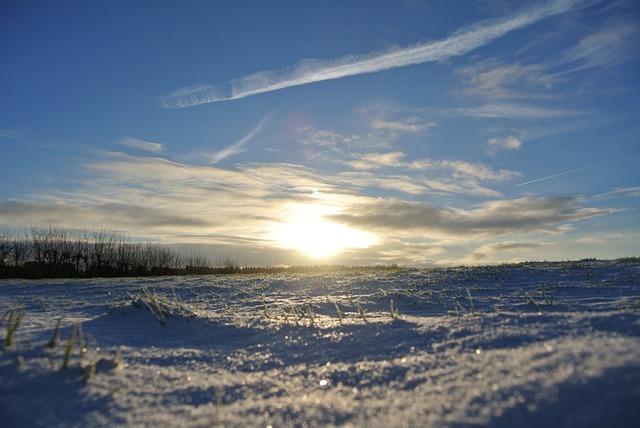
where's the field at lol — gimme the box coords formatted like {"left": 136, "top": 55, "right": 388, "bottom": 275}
{"left": 1, "top": 259, "right": 640, "bottom": 427}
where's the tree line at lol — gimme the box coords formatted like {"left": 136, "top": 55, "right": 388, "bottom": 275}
{"left": 0, "top": 226, "right": 404, "bottom": 279}
{"left": 0, "top": 226, "right": 222, "bottom": 278}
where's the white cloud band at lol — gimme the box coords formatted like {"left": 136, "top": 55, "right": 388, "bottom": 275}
{"left": 160, "top": 0, "right": 580, "bottom": 108}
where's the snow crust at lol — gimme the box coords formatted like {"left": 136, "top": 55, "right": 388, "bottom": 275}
{"left": 1, "top": 260, "right": 639, "bottom": 427}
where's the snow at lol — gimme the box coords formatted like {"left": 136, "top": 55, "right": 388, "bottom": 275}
{"left": 1, "top": 260, "right": 639, "bottom": 427}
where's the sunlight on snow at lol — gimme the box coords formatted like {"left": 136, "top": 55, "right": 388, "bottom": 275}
{"left": 269, "top": 203, "right": 378, "bottom": 258}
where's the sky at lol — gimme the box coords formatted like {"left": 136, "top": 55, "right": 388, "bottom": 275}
{"left": 1, "top": 0, "right": 639, "bottom": 267}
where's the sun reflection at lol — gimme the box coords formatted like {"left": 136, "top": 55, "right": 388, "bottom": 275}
{"left": 270, "top": 203, "right": 378, "bottom": 259}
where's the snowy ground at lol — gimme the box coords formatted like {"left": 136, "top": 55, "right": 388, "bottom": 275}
{"left": 1, "top": 259, "right": 640, "bottom": 427}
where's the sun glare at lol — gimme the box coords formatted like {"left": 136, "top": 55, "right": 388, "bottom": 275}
{"left": 271, "top": 204, "right": 378, "bottom": 259}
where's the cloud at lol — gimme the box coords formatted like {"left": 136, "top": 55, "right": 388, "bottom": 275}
{"left": 478, "top": 241, "right": 544, "bottom": 252}
{"left": 344, "top": 152, "right": 406, "bottom": 170}
{"left": 374, "top": 177, "right": 432, "bottom": 195}
{"left": 562, "top": 20, "right": 640, "bottom": 72}
{"left": 159, "top": 84, "right": 225, "bottom": 108}
{"left": 457, "top": 59, "right": 559, "bottom": 100}
{"left": 329, "top": 197, "right": 620, "bottom": 236}
{"left": 487, "top": 135, "right": 522, "bottom": 156}
{"left": 4, "top": 151, "right": 364, "bottom": 235}
{"left": 0, "top": 146, "right": 628, "bottom": 266}
{"left": 451, "top": 103, "right": 584, "bottom": 119}
{"left": 176, "top": 112, "right": 274, "bottom": 165}
{"left": 297, "top": 125, "right": 397, "bottom": 163}
{"left": 370, "top": 117, "right": 435, "bottom": 133}
{"left": 335, "top": 170, "right": 507, "bottom": 198}
{"left": 0, "top": 129, "right": 22, "bottom": 142}
{"left": 299, "top": 127, "right": 364, "bottom": 148}
{"left": 298, "top": 123, "right": 521, "bottom": 196}
{"left": 432, "top": 159, "right": 519, "bottom": 182}
{"left": 595, "top": 186, "right": 640, "bottom": 199}
{"left": 0, "top": 200, "right": 211, "bottom": 231}
{"left": 452, "top": 240, "right": 549, "bottom": 264}
{"left": 298, "top": 120, "right": 520, "bottom": 187}
{"left": 335, "top": 150, "right": 518, "bottom": 198}
{"left": 118, "top": 138, "right": 166, "bottom": 154}
{"left": 160, "top": 0, "right": 581, "bottom": 107}
{"left": 299, "top": 116, "right": 432, "bottom": 153}
{"left": 488, "top": 136, "right": 522, "bottom": 150}
{"left": 0, "top": 146, "right": 518, "bottom": 243}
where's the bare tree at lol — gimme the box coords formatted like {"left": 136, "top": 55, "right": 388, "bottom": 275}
{"left": 0, "top": 226, "right": 216, "bottom": 278}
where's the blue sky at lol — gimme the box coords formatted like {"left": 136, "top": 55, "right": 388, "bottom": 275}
{"left": 1, "top": 0, "right": 639, "bottom": 266}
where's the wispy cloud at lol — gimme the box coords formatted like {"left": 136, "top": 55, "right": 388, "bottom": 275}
{"left": 335, "top": 153, "right": 519, "bottom": 198}
{"left": 433, "top": 159, "right": 519, "bottom": 182}
{"left": 451, "top": 103, "right": 584, "bottom": 119}
{"left": 335, "top": 170, "right": 507, "bottom": 198}
{"left": 0, "top": 129, "right": 23, "bottom": 142}
{"left": 486, "top": 135, "right": 522, "bottom": 156}
{"left": 594, "top": 186, "right": 640, "bottom": 199}
{"left": 160, "top": 0, "right": 581, "bottom": 108}
{"left": 452, "top": 240, "right": 550, "bottom": 264}
{"left": 204, "top": 112, "right": 273, "bottom": 164}
{"left": 299, "top": 128, "right": 363, "bottom": 148}
{"left": 561, "top": 20, "right": 640, "bottom": 73}
{"left": 343, "top": 152, "right": 406, "bottom": 170}
{"left": 457, "top": 59, "right": 559, "bottom": 100}
{"left": 118, "top": 138, "right": 166, "bottom": 154}
{"left": 297, "top": 119, "right": 520, "bottom": 197}
{"left": 370, "top": 117, "right": 435, "bottom": 133}
{"left": 176, "top": 112, "right": 274, "bottom": 165}
{"left": 0, "top": 147, "right": 626, "bottom": 266}
{"left": 0, "top": 152, "right": 331, "bottom": 238}
{"left": 298, "top": 118, "right": 518, "bottom": 181}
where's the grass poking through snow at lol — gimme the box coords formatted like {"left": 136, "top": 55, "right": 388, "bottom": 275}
{"left": 128, "top": 285, "right": 198, "bottom": 326}
{"left": 2, "top": 305, "right": 24, "bottom": 347}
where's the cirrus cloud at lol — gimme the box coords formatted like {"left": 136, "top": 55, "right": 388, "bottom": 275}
{"left": 160, "top": 0, "right": 582, "bottom": 107}
{"left": 118, "top": 138, "right": 166, "bottom": 154}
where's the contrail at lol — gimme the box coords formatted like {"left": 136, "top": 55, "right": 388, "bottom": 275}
{"left": 206, "top": 112, "right": 274, "bottom": 164}
{"left": 516, "top": 156, "right": 632, "bottom": 187}
{"left": 161, "top": 0, "right": 581, "bottom": 108}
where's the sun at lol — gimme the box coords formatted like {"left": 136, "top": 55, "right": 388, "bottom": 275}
{"left": 270, "top": 204, "right": 378, "bottom": 259}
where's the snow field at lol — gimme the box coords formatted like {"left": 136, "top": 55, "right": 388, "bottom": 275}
{"left": 1, "top": 259, "right": 639, "bottom": 427}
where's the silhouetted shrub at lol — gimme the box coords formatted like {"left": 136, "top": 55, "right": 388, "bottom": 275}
{"left": 0, "top": 226, "right": 213, "bottom": 279}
